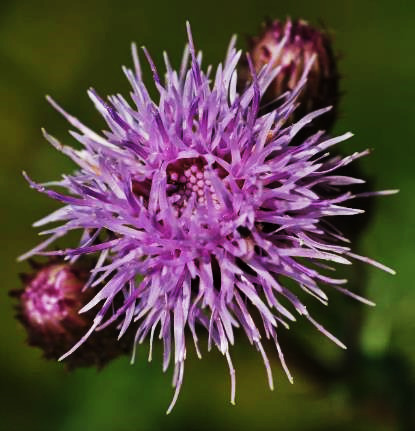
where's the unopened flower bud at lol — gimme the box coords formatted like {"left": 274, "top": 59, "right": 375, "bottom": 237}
{"left": 239, "top": 18, "right": 339, "bottom": 131}
{"left": 11, "top": 260, "right": 131, "bottom": 369}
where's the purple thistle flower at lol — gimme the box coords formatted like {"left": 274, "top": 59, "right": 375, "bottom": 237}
{"left": 20, "top": 22, "right": 396, "bottom": 412}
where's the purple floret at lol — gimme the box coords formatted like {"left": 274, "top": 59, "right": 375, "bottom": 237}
{"left": 20, "top": 22, "right": 396, "bottom": 412}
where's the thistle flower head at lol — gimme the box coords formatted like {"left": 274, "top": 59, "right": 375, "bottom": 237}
{"left": 239, "top": 18, "right": 339, "bottom": 131}
{"left": 20, "top": 22, "right": 395, "bottom": 411}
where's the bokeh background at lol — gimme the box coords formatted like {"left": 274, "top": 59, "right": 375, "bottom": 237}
{"left": 1, "top": 0, "right": 414, "bottom": 430}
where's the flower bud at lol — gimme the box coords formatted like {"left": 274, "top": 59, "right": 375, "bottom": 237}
{"left": 239, "top": 18, "right": 340, "bottom": 131}
{"left": 11, "top": 260, "right": 132, "bottom": 369}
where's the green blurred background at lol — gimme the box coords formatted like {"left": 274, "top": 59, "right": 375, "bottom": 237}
{"left": 1, "top": 0, "right": 414, "bottom": 430}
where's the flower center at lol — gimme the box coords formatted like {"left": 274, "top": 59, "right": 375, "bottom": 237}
{"left": 167, "top": 157, "right": 220, "bottom": 216}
